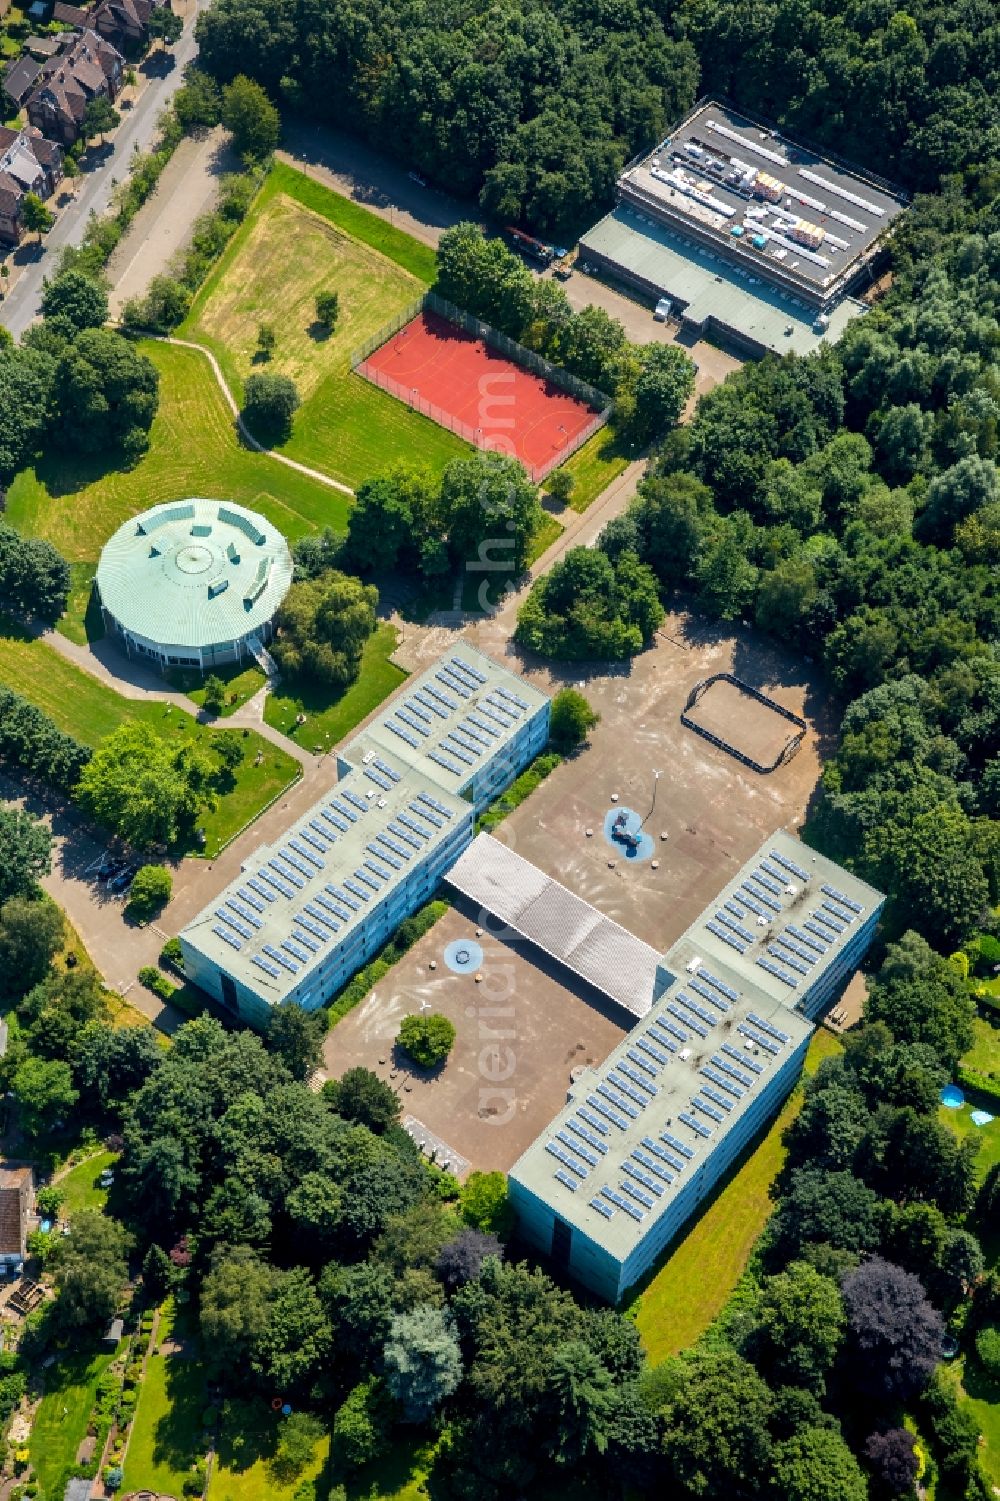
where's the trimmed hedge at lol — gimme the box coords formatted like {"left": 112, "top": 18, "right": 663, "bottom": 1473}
{"left": 327, "top": 899, "right": 448, "bottom": 1028}
{"left": 476, "top": 751, "right": 561, "bottom": 834}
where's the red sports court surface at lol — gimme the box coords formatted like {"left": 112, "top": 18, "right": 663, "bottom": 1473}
{"left": 357, "top": 310, "right": 601, "bottom": 479}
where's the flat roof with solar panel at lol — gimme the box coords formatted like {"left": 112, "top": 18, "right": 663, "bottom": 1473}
{"left": 508, "top": 831, "right": 883, "bottom": 1275}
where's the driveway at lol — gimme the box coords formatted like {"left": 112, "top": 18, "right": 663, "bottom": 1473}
{"left": 0, "top": 0, "right": 207, "bottom": 340}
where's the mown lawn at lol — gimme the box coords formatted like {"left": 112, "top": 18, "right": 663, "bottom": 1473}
{"left": 938, "top": 1096, "right": 1000, "bottom": 1185}
{"left": 6, "top": 341, "right": 349, "bottom": 564}
{"left": 558, "top": 426, "right": 632, "bottom": 512}
{"left": 56, "top": 1150, "right": 118, "bottom": 1219}
{"left": 208, "top": 1399, "right": 329, "bottom": 1501}
{"left": 629, "top": 1028, "right": 843, "bottom": 1363}
{"left": 122, "top": 1350, "right": 207, "bottom": 1496}
{"left": 168, "top": 662, "right": 267, "bottom": 717}
{"left": 941, "top": 1356, "right": 1000, "bottom": 1491}
{"left": 264, "top": 622, "right": 405, "bottom": 753}
{"left": 964, "top": 1015, "right": 1000, "bottom": 1078}
{"left": 0, "top": 617, "right": 300, "bottom": 857}
{"left": 58, "top": 562, "right": 104, "bottom": 646}
{"left": 30, "top": 1350, "right": 115, "bottom": 1501}
{"left": 182, "top": 165, "right": 466, "bottom": 488}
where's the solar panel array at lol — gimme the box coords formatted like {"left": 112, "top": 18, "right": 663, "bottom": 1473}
{"left": 377, "top": 654, "right": 531, "bottom": 785}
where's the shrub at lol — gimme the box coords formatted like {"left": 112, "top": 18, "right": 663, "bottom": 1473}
{"left": 549, "top": 687, "right": 599, "bottom": 749}
{"left": 137, "top": 965, "right": 177, "bottom": 1001}
{"left": 315, "top": 290, "right": 339, "bottom": 329}
{"left": 397, "top": 1012, "right": 456, "bottom": 1069}
{"left": 976, "top": 1324, "right": 1000, "bottom": 1379}
{"left": 160, "top": 936, "right": 184, "bottom": 971}
{"left": 242, "top": 372, "right": 300, "bottom": 442}
{"left": 460, "top": 1170, "right": 514, "bottom": 1236}
{"left": 35, "top": 1184, "right": 64, "bottom": 1218}
{"left": 127, "top": 864, "right": 172, "bottom": 919}
{"left": 202, "top": 674, "right": 226, "bottom": 715}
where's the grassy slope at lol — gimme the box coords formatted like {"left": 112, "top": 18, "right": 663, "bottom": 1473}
{"left": 559, "top": 427, "right": 632, "bottom": 512}
{"left": 182, "top": 164, "right": 465, "bottom": 487}
{"left": 122, "top": 1351, "right": 207, "bottom": 1495}
{"left": 264, "top": 621, "right": 406, "bottom": 753}
{"left": 0, "top": 618, "right": 299, "bottom": 857}
{"left": 630, "top": 1028, "right": 843, "bottom": 1363}
{"left": 6, "top": 341, "right": 350, "bottom": 564}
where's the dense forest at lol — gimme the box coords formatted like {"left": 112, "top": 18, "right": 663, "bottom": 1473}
{"left": 194, "top": 0, "right": 1000, "bottom": 230}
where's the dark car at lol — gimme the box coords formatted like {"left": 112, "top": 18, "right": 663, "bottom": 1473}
{"left": 109, "top": 865, "right": 136, "bottom": 894}
{"left": 97, "top": 858, "right": 123, "bottom": 882}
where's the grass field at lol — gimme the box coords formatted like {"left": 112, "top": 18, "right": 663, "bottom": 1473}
{"left": 182, "top": 166, "right": 466, "bottom": 488}
{"left": 964, "top": 1015, "right": 1000, "bottom": 1079}
{"left": 168, "top": 662, "right": 267, "bottom": 717}
{"left": 30, "top": 1350, "right": 115, "bottom": 1500}
{"left": 5, "top": 341, "right": 350, "bottom": 564}
{"left": 629, "top": 1029, "right": 843, "bottom": 1363}
{"left": 558, "top": 427, "right": 632, "bottom": 512}
{"left": 58, "top": 563, "right": 104, "bottom": 646}
{"left": 208, "top": 1399, "right": 329, "bottom": 1501}
{"left": 264, "top": 621, "right": 405, "bottom": 752}
{"left": 941, "top": 1357, "right": 1000, "bottom": 1491}
{"left": 939, "top": 1096, "right": 1000, "bottom": 1185}
{"left": 56, "top": 1149, "right": 118, "bottom": 1218}
{"left": 122, "top": 1350, "right": 207, "bottom": 1495}
{"left": 0, "top": 618, "right": 300, "bottom": 856}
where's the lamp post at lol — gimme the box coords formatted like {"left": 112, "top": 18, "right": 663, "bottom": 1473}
{"left": 641, "top": 769, "right": 661, "bottom": 829}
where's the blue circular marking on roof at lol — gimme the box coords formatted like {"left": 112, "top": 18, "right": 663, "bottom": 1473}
{"left": 940, "top": 1084, "right": 965, "bottom": 1109}
{"left": 444, "top": 939, "right": 484, "bottom": 974}
{"left": 603, "top": 806, "right": 654, "bottom": 862}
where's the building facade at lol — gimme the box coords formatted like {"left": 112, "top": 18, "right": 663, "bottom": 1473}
{"left": 507, "top": 832, "right": 884, "bottom": 1302}
{"left": 179, "top": 648, "right": 550, "bottom": 1028}
{"left": 0, "top": 125, "right": 63, "bottom": 245}
{"left": 0, "top": 1165, "right": 33, "bottom": 1269}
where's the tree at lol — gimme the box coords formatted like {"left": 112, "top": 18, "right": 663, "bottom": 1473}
{"left": 49, "top": 1210, "right": 129, "bottom": 1328}
{"left": 651, "top": 1346, "right": 774, "bottom": 1497}
{"left": 397, "top": 1013, "right": 456, "bottom": 1069}
{"left": 546, "top": 468, "right": 575, "bottom": 506}
{"left": 331, "top": 1378, "right": 390, "bottom": 1470}
{"left": 439, "top": 451, "right": 541, "bottom": 576}
{"left": 221, "top": 75, "right": 280, "bottom": 159}
{"left": 270, "top": 570, "right": 377, "bottom": 688}
{"left": 0, "top": 895, "right": 63, "bottom": 997}
{"left": 548, "top": 688, "right": 599, "bottom": 749}
{"left": 383, "top": 1303, "right": 462, "bottom": 1420}
{"left": 544, "top": 1339, "right": 615, "bottom": 1465}
{"left": 200, "top": 1245, "right": 277, "bottom": 1379}
{"left": 460, "top": 1170, "right": 512, "bottom": 1235}
{"left": 13, "top": 1055, "right": 78, "bottom": 1136}
{"left": 628, "top": 344, "right": 696, "bottom": 441}
{"left": 148, "top": 3, "right": 183, "bottom": 47}
{"left": 324, "top": 1067, "right": 401, "bottom": 1133}
{"left": 516, "top": 546, "right": 662, "bottom": 660}
{"left": 841, "top": 1257, "right": 943, "bottom": 1401}
{"left": 315, "top": 290, "right": 339, "bottom": 329}
{"left": 975, "top": 1325, "right": 1000, "bottom": 1380}
{"left": 769, "top": 1167, "right": 889, "bottom": 1261}
{"left": 266, "top": 1004, "right": 326, "bottom": 1081}
{"left": 127, "top": 864, "right": 172, "bottom": 920}
{"left": 21, "top": 193, "right": 54, "bottom": 241}
{"left": 0, "top": 523, "right": 70, "bottom": 621}
{"left": 252, "top": 1265, "right": 331, "bottom": 1392}
{"left": 41, "top": 270, "right": 109, "bottom": 337}
{"left": 436, "top": 1228, "right": 503, "bottom": 1289}
{"left": 75, "top": 1022, "right": 162, "bottom": 1112}
{"left": 863, "top": 1428, "right": 920, "bottom": 1498}
{"left": 269, "top": 1411, "right": 324, "bottom": 1483}
{"left": 83, "top": 95, "right": 121, "bottom": 145}
{"left": 772, "top": 1427, "right": 868, "bottom": 1501}
{"left": 241, "top": 371, "right": 300, "bottom": 440}
{"left": 0, "top": 805, "right": 52, "bottom": 904}
{"left": 173, "top": 68, "right": 221, "bottom": 131}
{"left": 53, "top": 327, "right": 159, "bottom": 458}
{"left": 755, "top": 1261, "right": 845, "bottom": 1392}
{"left": 866, "top": 932, "right": 975, "bottom": 1069}
{"left": 256, "top": 322, "right": 275, "bottom": 360}
{"left": 202, "top": 674, "right": 226, "bottom": 714}
{"left": 75, "top": 723, "right": 210, "bottom": 848}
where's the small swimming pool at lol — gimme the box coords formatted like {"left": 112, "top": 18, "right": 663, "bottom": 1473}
{"left": 940, "top": 1084, "right": 965, "bottom": 1109}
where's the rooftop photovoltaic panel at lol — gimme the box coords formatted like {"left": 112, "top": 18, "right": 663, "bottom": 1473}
{"left": 305, "top": 902, "right": 336, "bottom": 930}
{"left": 238, "top": 886, "right": 266, "bottom": 914}
{"left": 627, "top": 1047, "right": 660, "bottom": 1077}
{"left": 252, "top": 954, "right": 281, "bottom": 979}
{"left": 788, "top": 924, "right": 826, "bottom": 955}
{"left": 331, "top": 797, "right": 357, "bottom": 822}
{"left": 468, "top": 712, "right": 498, "bottom": 739}
{"left": 748, "top": 1013, "right": 791, "bottom": 1045}
{"left": 805, "top": 918, "right": 835, "bottom": 944}
{"left": 404, "top": 698, "right": 432, "bottom": 724}
{"left": 247, "top": 878, "right": 275, "bottom": 904}
{"left": 677, "top": 992, "right": 715, "bottom": 1027}
{"left": 409, "top": 799, "right": 442, "bottom": 828}
{"left": 477, "top": 702, "right": 509, "bottom": 730}
{"left": 300, "top": 826, "right": 329, "bottom": 853}
{"left": 290, "top": 928, "right": 318, "bottom": 954}
{"left": 689, "top": 976, "right": 731, "bottom": 1012}
{"left": 699, "top": 968, "right": 741, "bottom": 1004}
{"left": 623, "top": 1160, "right": 663, "bottom": 1197}
{"left": 281, "top": 849, "right": 312, "bottom": 878}
{"left": 385, "top": 719, "right": 419, "bottom": 749}
{"left": 214, "top": 923, "right": 241, "bottom": 951}
{"left": 642, "top": 1135, "right": 683, "bottom": 1173}
{"left": 692, "top": 1095, "right": 725, "bottom": 1125}
{"left": 262, "top": 866, "right": 295, "bottom": 897}
{"left": 768, "top": 944, "right": 809, "bottom": 976}
{"left": 428, "top": 680, "right": 458, "bottom": 710}
{"left": 591, "top": 1195, "right": 614, "bottom": 1219}
{"left": 351, "top": 870, "right": 378, "bottom": 894}
{"left": 771, "top": 848, "right": 810, "bottom": 882}
{"left": 776, "top": 934, "right": 819, "bottom": 965}
{"left": 647, "top": 1023, "right": 678, "bottom": 1053}
{"left": 558, "top": 1129, "right": 599, "bottom": 1168}
{"left": 567, "top": 1118, "right": 608, "bottom": 1154}
{"left": 756, "top": 955, "right": 798, "bottom": 989}
{"left": 607, "top": 1072, "right": 648, "bottom": 1109}
{"left": 397, "top": 813, "right": 429, "bottom": 841}
{"left": 414, "top": 689, "right": 447, "bottom": 719}
{"left": 738, "top": 1022, "right": 780, "bottom": 1055}
{"left": 428, "top": 750, "right": 463, "bottom": 778}
{"left": 365, "top": 767, "right": 393, "bottom": 790}
{"left": 596, "top": 1084, "right": 637, "bottom": 1121}
{"left": 228, "top": 899, "right": 261, "bottom": 929}
{"left": 713, "top": 1052, "right": 753, "bottom": 1087}
{"left": 451, "top": 728, "right": 485, "bottom": 756}
{"left": 283, "top": 936, "right": 311, "bottom": 962}
{"left": 418, "top": 793, "right": 453, "bottom": 820}
{"left": 579, "top": 1105, "right": 611, "bottom": 1137}
{"left": 546, "top": 1140, "right": 588, "bottom": 1178}
{"left": 679, "top": 1110, "right": 712, "bottom": 1140}
{"left": 388, "top": 822, "right": 421, "bottom": 850}
{"left": 662, "top": 1130, "right": 695, "bottom": 1159}
{"left": 660, "top": 1015, "right": 690, "bottom": 1044}
{"left": 723, "top": 1041, "right": 763, "bottom": 1074}
{"left": 264, "top": 943, "right": 297, "bottom": 974}
{"left": 367, "top": 842, "right": 400, "bottom": 871}
{"left": 736, "top": 888, "right": 771, "bottom": 920}
{"left": 701, "top": 1083, "right": 735, "bottom": 1113}
{"left": 314, "top": 891, "right": 347, "bottom": 923}
{"left": 497, "top": 685, "right": 529, "bottom": 711}
{"left": 290, "top": 838, "right": 322, "bottom": 868}
{"left": 459, "top": 721, "right": 491, "bottom": 749}
{"left": 396, "top": 707, "right": 429, "bottom": 737}
{"left": 364, "top": 859, "right": 391, "bottom": 883}
{"left": 743, "top": 880, "right": 781, "bottom": 914}
{"left": 342, "top": 789, "right": 369, "bottom": 814}
{"left": 819, "top": 903, "right": 848, "bottom": 930}
{"left": 441, "top": 739, "right": 474, "bottom": 766}
{"left": 338, "top": 881, "right": 364, "bottom": 907}
{"left": 822, "top": 882, "right": 862, "bottom": 913}
{"left": 376, "top": 832, "right": 410, "bottom": 860}
{"left": 633, "top": 1147, "right": 673, "bottom": 1184}
{"left": 308, "top": 819, "right": 333, "bottom": 846}
{"left": 635, "top": 1035, "right": 669, "bottom": 1066}
{"left": 601, "top": 1186, "right": 644, "bottom": 1222}
{"left": 619, "top": 1175, "right": 656, "bottom": 1209}
{"left": 323, "top": 808, "right": 349, "bottom": 833}
{"left": 297, "top": 914, "right": 328, "bottom": 944}
{"left": 703, "top": 1064, "right": 742, "bottom": 1099}
{"left": 437, "top": 669, "right": 470, "bottom": 699}
{"left": 554, "top": 1169, "right": 579, "bottom": 1193}
{"left": 752, "top": 867, "right": 783, "bottom": 897}
{"left": 453, "top": 654, "right": 487, "bottom": 684}
{"left": 617, "top": 1061, "right": 657, "bottom": 1096}
{"left": 707, "top": 921, "right": 746, "bottom": 955}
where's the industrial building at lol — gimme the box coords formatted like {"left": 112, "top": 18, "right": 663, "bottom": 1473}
{"left": 95, "top": 499, "right": 294, "bottom": 673}
{"left": 179, "top": 647, "right": 550, "bottom": 1027}
{"left": 580, "top": 99, "right": 908, "bottom": 357}
{"left": 503, "top": 831, "right": 883, "bottom": 1302}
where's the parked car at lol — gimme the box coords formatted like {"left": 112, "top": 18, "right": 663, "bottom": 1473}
{"left": 97, "top": 857, "right": 123, "bottom": 882}
{"left": 654, "top": 296, "right": 673, "bottom": 321}
{"left": 109, "top": 865, "right": 136, "bottom": 894}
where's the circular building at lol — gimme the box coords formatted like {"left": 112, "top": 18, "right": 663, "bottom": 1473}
{"left": 96, "top": 499, "right": 294, "bottom": 672}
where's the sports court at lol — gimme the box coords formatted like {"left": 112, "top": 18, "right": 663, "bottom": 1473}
{"left": 356, "top": 310, "right": 602, "bottom": 480}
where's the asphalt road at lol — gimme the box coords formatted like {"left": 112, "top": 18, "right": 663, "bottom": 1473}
{"left": 0, "top": 3, "right": 204, "bottom": 340}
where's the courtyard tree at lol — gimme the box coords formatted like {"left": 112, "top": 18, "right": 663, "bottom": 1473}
{"left": 221, "top": 75, "right": 280, "bottom": 159}
{"left": 241, "top": 371, "right": 300, "bottom": 441}
{"left": 83, "top": 95, "right": 121, "bottom": 146}
{"left": 545, "top": 468, "right": 575, "bottom": 506}
{"left": 437, "top": 1228, "right": 504, "bottom": 1289}
{"left": 459, "top": 1170, "right": 513, "bottom": 1236}
{"left": 126, "top": 864, "right": 173, "bottom": 920}
{"left": 544, "top": 1339, "right": 616, "bottom": 1466}
{"left": 270, "top": 569, "right": 377, "bottom": 688}
{"left": 255, "top": 322, "right": 276, "bottom": 360}
{"left": 396, "top": 1012, "right": 456, "bottom": 1069}
{"left": 628, "top": 343, "right": 696, "bottom": 442}
{"left": 548, "top": 687, "right": 599, "bottom": 749}
{"left": 21, "top": 193, "right": 54, "bottom": 242}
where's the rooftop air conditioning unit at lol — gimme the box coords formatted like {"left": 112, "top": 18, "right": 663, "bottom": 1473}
{"left": 686, "top": 956, "right": 702, "bottom": 973}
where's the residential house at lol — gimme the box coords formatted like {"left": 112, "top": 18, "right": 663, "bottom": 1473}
{"left": 25, "top": 27, "right": 123, "bottom": 144}
{"left": 2, "top": 54, "right": 43, "bottom": 109}
{"left": 0, "top": 1165, "right": 33, "bottom": 1269}
{"left": 0, "top": 123, "right": 64, "bottom": 244}
{"left": 53, "top": 0, "right": 162, "bottom": 49}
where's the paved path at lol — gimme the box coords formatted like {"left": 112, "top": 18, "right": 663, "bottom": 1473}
{"left": 0, "top": 1, "right": 207, "bottom": 339}
{"left": 159, "top": 336, "right": 356, "bottom": 497}
{"left": 107, "top": 126, "right": 234, "bottom": 317}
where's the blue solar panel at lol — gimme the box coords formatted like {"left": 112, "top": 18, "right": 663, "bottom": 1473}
{"left": 601, "top": 1186, "right": 643, "bottom": 1222}
{"left": 622, "top": 1160, "right": 662, "bottom": 1197}
{"left": 558, "top": 1129, "right": 598, "bottom": 1167}
{"left": 427, "top": 680, "right": 458, "bottom": 710}
{"left": 821, "top": 881, "right": 862, "bottom": 914}
{"left": 247, "top": 878, "right": 275, "bottom": 904}
{"left": 590, "top": 1195, "right": 614, "bottom": 1219}
{"left": 617, "top": 1060, "right": 657, "bottom": 1096}
{"left": 703, "top": 1063, "right": 742, "bottom": 1099}
{"left": 788, "top": 923, "right": 826, "bottom": 955}
{"left": 238, "top": 886, "right": 266, "bottom": 913}
{"left": 554, "top": 1169, "right": 579, "bottom": 1193}
{"left": 343, "top": 789, "right": 368, "bottom": 813}
{"left": 365, "top": 767, "right": 393, "bottom": 790}
{"left": 252, "top": 954, "right": 281, "bottom": 979}
{"left": 297, "top": 915, "right": 328, "bottom": 944}
{"left": 635, "top": 1035, "right": 669, "bottom": 1066}
{"left": 722, "top": 1040, "right": 763, "bottom": 1074}
{"left": 397, "top": 812, "right": 429, "bottom": 841}
{"left": 409, "top": 799, "right": 442, "bottom": 828}
{"left": 404, "top": 697, "right": 433, "bottom": 724}
{"left": 692, "top": 1095, "right": 725, "bottom": 1125}
{"left": 262, "top": 866, "right": 295, "bottom": 898}
{"left": 437, "top": 669, "right": 469, "bottom": 700}
{"left": 388, "top": 822, "right": 421, "bottom": 850}
{"left": 737, "top": 1023, "right": 780, "bottom": 1055}
{"left": 679, "top": 1110, "right": 712, "bottom": 1140}
{"left": 753, "top": 867, "right": 783, "bottom": 896}
{"left": 331, "top": 797, "right": 356, "bottom": 823}
{"left": 770, "top": 847, "right": 810, "bottom": 882}
{"left": 748, "top": 1012, "right": 791, "bottom": 1044}
{"left": 386, "top": 719, "right": 419, "bottom": 749}
{"left": 627, "top": 1046, "right": 660, "bottom": 1077}
{"left": 588, "top": 1093, "right": 628, "bottom": 1130}
{"left": 290, "top": 837, "right": 323, "bottom": 869}
{"left": 756, "top": 955, "right": 799, "bottom": 989}
{"left": 566, "top": 1118, "right": 607, "bottom": 1155}
{"left": 300, "top": 826, "right": 329, "bottom": 853}
{"left": 546, "top": 1140, "right": 588, "bottom": 1178}
{"left": 452, "top": 654, "right": 487, "bottom": 684}
{"left": 607, "top": 1072, "right": 647, "bottom": 1109}
{"left": 367, "top": 842, "right": 400, "bottom": 871}
{"left": 428, "top": 750, "right": 463, "bottom": 778}
{"left": 768, "top": 943, "right": 809, "bottom": 976}
{"left": 662, "top": 1130, "right": 695, "bottom": 1159}
{"left": 364, "top": 860, "right": 390, "bottom": 883}
{"left": 743, "top": 880, "right": 781, "bottom": 914}
{"left": 619, "top": 1177, "right": 655, "bottom": 1209}
{"left": 414, "top": 689, "right": 447, "bottom": 719}
{"left": 282, "top": 936, "right": 310, "bottom": 963}
{"left": 712, "top": 1053, "right": 753, "bottom": 1087}
{"left": 213, "top": 923, "right": 241, "bottom": 951}
{"left": 290, "top": 928, "right": 318, "bottom": 954}
{"left": 633, "top": 1147, "right": 673, "bottom": 1184}
{"left": 643, "top": 1135, "right": 685, "bottom": 1172}
{"left": 707, "top": 920, "right": 746, "bottom": 955}
{"left": 701, "top": 1083, "right": 734, "bottom": 1113}
{"left": 264, "top": 943, "right": 296, "bottom": 974}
